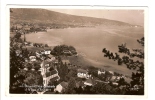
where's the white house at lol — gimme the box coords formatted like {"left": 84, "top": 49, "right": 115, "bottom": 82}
{"left": 109, "top": 71, "right": 114, "bottom": 75}
{"left": 54, "top": 82, "right": 68, "bottom": 93}
{"left": 62, "top": 60, "right": 70, "bottom": 65}
{"left": 112, "top": 82, "right": 119, "bottom": 86}
{"left": 54, "top": 84, "right": 63, "bottom": 93}
{"left": 77, "top": 69, "right": 91, "bottom": 79}
{"left": 110, "top": 76, "right": 117, "bottom": 82}
{"left": 63, "top": 50, "right": 72, "bottom": 55}
{"left": 84, "top": 79, "right": 93, "bottom": 86}
{"left": 98, "top": 70, "right": 105, "bottom": 75}
{"left": 44, "top": 49, "right": 51, "bottom": 55}
{"left": 23, "top": 68, "right": 28, "bottom": 71}
{"left": 29, "top": 56, "right": 36, "bottom": 62}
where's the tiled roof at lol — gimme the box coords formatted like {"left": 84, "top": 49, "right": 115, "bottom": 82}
{"left": 60, "top": 82, "right": 68, "bottom": 88}
{"left": 49, "top": 76, "right": 59, "bottom": 82}
{"left": 45, "top": 70, "right": 57, "bottom": 77}
{"left": 77, "top": 69, "right": 87, "bottom": 73}
{"left": 62, "top": 60, "right": 70, "bottom": 64}
{"left": 48, "top": 55, "right": 54, "bottom": 58}
{"left": 85, "top": 79, "right": 93, "bottom": 84}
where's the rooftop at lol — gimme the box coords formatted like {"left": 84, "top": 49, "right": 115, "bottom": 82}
{"left": 62, "top": 60, "right": 70, "bottom": 64}
{"left": 49, "top": 76, "right": 59, "bottom": 82}
{"left": 77, "top": 69, "right": 87, "bottom": 73}
{"left": 85, "top": 79, "right": 93, "bottom": 84}
{"left": 60, "top": 81, "right": 68, "bottom": 88}
{"left": 45, "top": 70, "right": 57, "bottom": 77}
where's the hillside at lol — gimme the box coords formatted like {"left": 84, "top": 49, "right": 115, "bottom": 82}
{"left": 10, "top": 8, "right": 136, "bottom": 27}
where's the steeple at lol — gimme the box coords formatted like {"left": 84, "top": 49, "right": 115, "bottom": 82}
{"left": 24, "top": 32, "right": 26, "bottom": 42}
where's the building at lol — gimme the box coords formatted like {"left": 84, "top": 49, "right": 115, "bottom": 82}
{"left": 43, "top": 70, "right": 60, "bottom": 87}
{"left": 54, "top": 81, "right": 68, "bottom": 93}
{"left": 44, "top": 49, "right": 51, "bottom": 55}
{"left": 77, "top": 69, "right": 91, "bottom": 79}
{"left": 62, "top": 59, "right": 70, "bottom": 65}
{"left": 84, "top": 79, "right": 93, "bottom": 86}
{"left": 110, "top": 76, "right": 117, "bottom": 82}
{"left": 36, "top": 51, "right": 42, "bottom": 58}
{"left": 40, "top": 60, "right": 60, "bottom": 87}
{"left": 63, "top": 50, "right": 72, "bottom": 55}
{"left": 48, "top": 55, "right": 55, "bottom": 61}
{"left": 29, "top": 56, "right": 36, "bottom": 62}
{"left": 15, "top": 49, "right": 22, "bottom": 56}
{"left": 98, "top": 70, "right": 106, "bottom": 75}
{"left": 109, "top": 71, "right": 114, "bottom": 75}
{"left": 40, "top": 60, "right": 52, "bottom": 75}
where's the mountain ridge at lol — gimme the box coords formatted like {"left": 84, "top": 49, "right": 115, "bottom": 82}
{"left": 10, "top": 8, "right": 137, "bottom": 27}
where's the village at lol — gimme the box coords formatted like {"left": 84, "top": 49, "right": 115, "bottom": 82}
{"left": 8, "top": 18, "right": 145, "bottom": 95}
{"left": 9, "top": 26, "right": 140, "bottom": 94}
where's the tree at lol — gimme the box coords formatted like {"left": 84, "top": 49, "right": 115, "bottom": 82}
{"left": 102, "top": 37, "right": 144, "bottom": 95}
{"left": 57, "top": 62, "right": 68, "bottom": 81}
{"left": 45, "top": 44, "right": 49, "bottom": 47}
{"left": 10, "top": 37, "right": 26, "bottom": 93}
{"left": 66, "top": 77, "right": 76, "bottom": 94}
{"left": 24, "top": 71, "right": 43, "bottom": 86}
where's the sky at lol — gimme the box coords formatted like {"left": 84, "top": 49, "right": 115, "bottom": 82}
{"left": 46, "top": 9, "right": 144, "bottom": 26}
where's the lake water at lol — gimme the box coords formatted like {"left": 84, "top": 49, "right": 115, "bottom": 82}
{"left": 24, "top": 26, "right": 144, "bottom": 75}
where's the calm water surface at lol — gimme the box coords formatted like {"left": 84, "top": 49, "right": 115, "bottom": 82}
{"left": 25, "top": 26, "right": 144, "bottom": 75}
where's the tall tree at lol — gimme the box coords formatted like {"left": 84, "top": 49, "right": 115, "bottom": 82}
{"left": 67, "top": 77, "right": 76, "bottom": 94}
{"left": 102, "top": 37, "right": 144, "bottom": 95}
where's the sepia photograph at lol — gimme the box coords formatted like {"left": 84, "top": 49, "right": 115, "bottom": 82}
{"left": 9, "top": 7, "right": 146, "bottom": 95}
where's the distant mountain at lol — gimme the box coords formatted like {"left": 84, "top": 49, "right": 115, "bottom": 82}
{"left": 10, "top": 8, "right": 135, "bottom": 27}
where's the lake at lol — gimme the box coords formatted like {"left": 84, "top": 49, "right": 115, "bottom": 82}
{"left": 24, "top": 26, "right": 144, "bottom": 76}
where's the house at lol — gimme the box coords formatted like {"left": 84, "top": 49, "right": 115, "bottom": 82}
{"left": 95, "top": 80, "right": 109, "bottom": 84}
{"left": 53, "top": 60, "right": 58, "bottom": 64}
{"left": 31, "top": 68, "right": 35, "bottom": 71}
{"left": 24, "top": 58, "right": 29, "bottom": 62}
{"left": 44, "top": 49, "right": 51, "bottom": 55}
{"left": 116, "top": 76, "right": 121, "bottom": 81}
{"left": 54, "top": 81, "right": 68, "bottom": 93}
{"left": 23, "top": 68, "right": 28, "bottom": 71}
{"left": 98, "top": 70, "right": 105, "bottom": 75}
{"left": 110, "top": 76, "right": 117, "bottom": 82}
{"left": 36, "top": 51, "right": 42, "bottom": 58}
{"left": 40, "top": 60, "right": 60, "bottom": 87}
{"left": 15, "top": 24, "right": 23, "bottom": 29}
{"left": 109, "top": 71, "right": 114, "bottom": 75}
{"left": 63, "top": 50, "right": 72, "bottom": 55}
{"left": 43, "top": 70, "right": 60, "bottom": 87}
{"left": 41, "top": 50, "right": 45, "bottom": 54}
{"left": 62, "top": 59, "right": 70, "bottom": 65}
{"left": 84, "top": 79, "right": 93, "bottom": 86}
{"left": 48, "top": 55, "right": 55, "bottom": 61}
{"left": 15, "top": 49, "right": 22, "bottom": 56}
{"left": 29, "top": 43, "right": 34, "bottom": 47}
{"left": 23, "top": 26, "right": 31, "bottom": 32}
{"left": 77, "top": 69, "right": 91, "bottom": 79}
{"left": 40, "top": 60, "right": 52, "bottom": 75}
{"left": 112, "top": 82, "right": 119, "bottom": 86}
{"left": 29, "top": 56, "right": 36, "bottom": 62}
